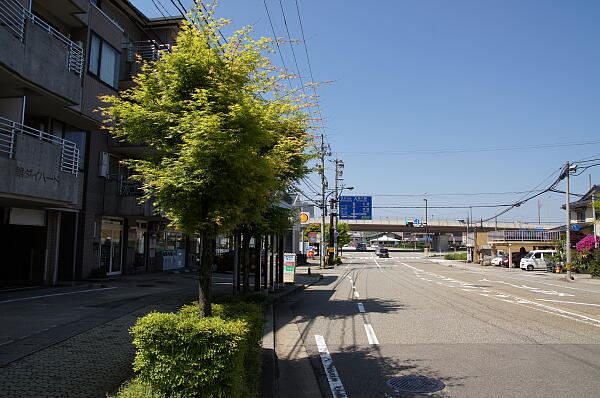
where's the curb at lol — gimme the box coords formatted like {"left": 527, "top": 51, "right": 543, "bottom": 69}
{"left": 261, "top": 274, "right": 324, "bottom": 398}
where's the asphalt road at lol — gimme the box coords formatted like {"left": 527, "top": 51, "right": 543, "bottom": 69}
{"left": 290, "top": 251, "right": 600, "bottom": 398}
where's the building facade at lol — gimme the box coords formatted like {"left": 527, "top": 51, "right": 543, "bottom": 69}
{"left": 0, "top": 0, "right": 185, "bottom": 287}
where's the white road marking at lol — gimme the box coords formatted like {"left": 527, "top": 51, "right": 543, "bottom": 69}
{"left": 537, "top": 299, "right": 600, "bottom": 307}
{"left": 479, "top": 279, "right": 575, "bottom": 297}
{"left": 363, "top": 323, "right": 380, "bottom": 345}
{"left": 0, "top": 340, "right": 15, "bottom": 347}
{"left": 373, "top": 257, "right": 381, "bottom": 268}
{"left": 0, "top": 287, "right": 118, "bottom": 304}
{"left": 354, "top": 291, "right": 360, "bottom": 298}
{"left": 400, "top": 262, "right": 600, "bottom": 328}
{"left": 357, "top": 302, "right": 365, "bottom": 313}
{"left": 315, "top": 335, "right": 348, "bottom": 398}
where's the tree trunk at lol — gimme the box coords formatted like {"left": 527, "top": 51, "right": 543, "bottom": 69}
{"left": 242, "top": 231, "right": 250, "bottom": 293}
{"left": 199, "top": 234, "right": 214, "bottom": 317}
{"left": 254, "top": 234, "right": 261, "bottom": 292}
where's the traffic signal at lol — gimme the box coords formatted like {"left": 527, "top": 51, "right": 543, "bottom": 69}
{"left": 406, "top": 222, "right": 414, "bottom": 227}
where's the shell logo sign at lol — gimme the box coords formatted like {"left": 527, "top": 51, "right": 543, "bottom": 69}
{"left": 299, "top": 212, "right": 310, "bottom": 224}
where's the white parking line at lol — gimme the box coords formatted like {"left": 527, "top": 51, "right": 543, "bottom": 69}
{"left": 537, "top": 299, "right": 600, "bottom": 307}
{"left": 363, "top": 324, "right": 380, "bottom": 345}
{"left": 373, "top": 257, "right": 381, "bottom": 268}
{"left": 357, "top": 302, "right": 365, "bottom": 313}
{"left": 0, "top": 287, "right": 118, "bottom": 304}
{"left": 315, "top": 335, "right": 348, "bottom": 398}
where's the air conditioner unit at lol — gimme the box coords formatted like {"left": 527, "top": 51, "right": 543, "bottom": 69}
{"left": 99, "top": 152, "right": 110, "bottom": 178}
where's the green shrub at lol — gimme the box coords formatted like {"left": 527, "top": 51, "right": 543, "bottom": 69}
{"left": 130, "top": 301, "right": 264, "bottom": 398}
{"left": 108, "top": 378, "right": 163, "bottom": 398}
{"left": 444, "top": 252, "right": 467, "bottom": 260}
{"left": 590, "top": 249, "right": 600, "bottom": 277}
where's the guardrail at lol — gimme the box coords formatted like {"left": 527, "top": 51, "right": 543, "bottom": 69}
{"left": 0, "top": 116, "right": 80, "bottom": 175}
{"left": 488, "top": 230, "right": 560, "bottom": 242}
{"left": 0, "top": 0, "right": 84, "bottom": 76}
{"left": 127, "top": 40, "right": 171, "bottom": 62}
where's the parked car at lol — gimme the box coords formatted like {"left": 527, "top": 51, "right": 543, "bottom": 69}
{"left": 520, "top": 250, "right": 557, "bottom": 271}
{"left": 491, "top": 255, "right": 507, "bottom": 266}
{"left": 376, "top": 248, "right": 389, "bottom": 258}
{"left": 356, "top": 243, "right": 367, "bottom": 251}
{"left": 501, "top": 251, "right": 528, "bottom": 268}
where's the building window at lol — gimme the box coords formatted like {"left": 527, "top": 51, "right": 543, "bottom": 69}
{"left": 51, "top": 119, "right": 88, "bottom": 170}
{"left": 576, "top": 210, "right": 586, "bottom": 222}
{"left": 88, "top": 32, "right": 120, "bottom": 88}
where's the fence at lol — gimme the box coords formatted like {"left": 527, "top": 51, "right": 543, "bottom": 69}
{"left": 487, "top": 230, "right": 560, "bottom": 242}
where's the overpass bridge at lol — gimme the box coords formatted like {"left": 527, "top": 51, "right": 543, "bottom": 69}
{"left": 307, "top": 218, "right": 557, "bottom": 233}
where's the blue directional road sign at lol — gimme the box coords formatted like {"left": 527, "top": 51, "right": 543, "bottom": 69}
{"left": 339, "top": 196, "right": 372, "bottom": 220}
{"left": 414, "top": 218, "right": 420, "bottom": 225}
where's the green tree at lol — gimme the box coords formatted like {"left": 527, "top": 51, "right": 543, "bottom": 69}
{"left": 303, "top": 222, "right": 350, "bottom": 246}
{"left": 101, "top": 3, "right": 313, "bottom": 315}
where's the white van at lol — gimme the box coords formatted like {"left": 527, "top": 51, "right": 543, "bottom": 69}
{"left": 520, "top": 250, "right": 557, "bottom": 271}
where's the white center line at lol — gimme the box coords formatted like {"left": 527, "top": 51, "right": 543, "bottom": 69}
{"left": 315, "top": 335, "right": 348, "bottom": 398}
{"left": 0, "top": 287, "right": 118, "bottom": 304}
{"left": 363, "top": 324, "right": 380, "bottom": 345}
{"left": 357, "top": 302, "right": 365, "bottom": 313}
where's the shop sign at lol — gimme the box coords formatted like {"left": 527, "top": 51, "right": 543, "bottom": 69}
{"left": 283, "top": 253, "right": 296, "bottom": 283}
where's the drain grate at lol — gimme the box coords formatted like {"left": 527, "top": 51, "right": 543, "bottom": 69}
{"left": 387, "top": 376, "right": 445, "bottom": 394}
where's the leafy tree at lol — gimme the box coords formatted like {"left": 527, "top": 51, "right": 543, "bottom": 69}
{"left": 101, "top": 3, "right": 313, "bottom": 315}
{"left": 303, "top": 222, "right": 351, "bottom": 247}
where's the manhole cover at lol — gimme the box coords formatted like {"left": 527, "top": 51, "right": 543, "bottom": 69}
{"left": 387, "top": 376, "right": 445, "bottom": 393}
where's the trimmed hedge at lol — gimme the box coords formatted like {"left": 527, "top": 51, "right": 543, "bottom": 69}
{"left": 130, "top": 300, "right": 264, "bottom": 398}
{"left": 444, "top": 252, "right": 467, "bottom": 260}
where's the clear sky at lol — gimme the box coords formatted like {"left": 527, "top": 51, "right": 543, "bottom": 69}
{"left": 130, "top": 0, "right": 600, "bottom": 224}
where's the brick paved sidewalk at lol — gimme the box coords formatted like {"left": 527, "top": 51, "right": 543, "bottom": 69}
{"left": 0, "top": 290, "right": 196, "bottom": 398}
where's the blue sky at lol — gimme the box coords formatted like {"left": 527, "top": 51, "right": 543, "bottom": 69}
{"left": 131, "top": 0, "right": 600, "bottom": 224}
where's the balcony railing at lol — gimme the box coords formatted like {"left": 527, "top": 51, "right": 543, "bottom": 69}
{"left": 127, "top": 40, "right": 171, "bottom": 62}
{"left": 488, "top": 230, "right": 560, "bottom": 243}
{"left": 0, "top": 116, "right": 80, "bottom": 175}
{"left": 0, "top": 0, "right": 84, "bottom": 76}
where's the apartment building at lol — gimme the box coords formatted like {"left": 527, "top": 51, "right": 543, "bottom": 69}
{"left": 0, "top": 0, "right": 184, "bottom": 287}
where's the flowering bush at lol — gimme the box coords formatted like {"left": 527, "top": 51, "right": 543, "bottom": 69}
{"left": 575, "top": 235, "right": 600, "bottom": 254}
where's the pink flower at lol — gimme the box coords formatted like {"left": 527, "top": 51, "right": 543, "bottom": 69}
{"left": 575, "top": 235, "right": 600, "bottom": 254}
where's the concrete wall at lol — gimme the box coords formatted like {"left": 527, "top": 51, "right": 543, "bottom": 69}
{"left": 0, "top": 21, "right": 82, "bottom": 104}
{"left": 0, "top": 134, "right": 80, "bottom": 205}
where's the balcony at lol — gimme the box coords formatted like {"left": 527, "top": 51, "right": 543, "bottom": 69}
{"left": 0, "top": 0, "right": 84, "bottom": 103}
{"left": 488, "top": 230, "right": 561, "bottom": 243}
{"left": 127, "top": 40, "right": 171, "bottom": 62}
{"left": 0, "top": 116, "right": 80, "bottom": 205}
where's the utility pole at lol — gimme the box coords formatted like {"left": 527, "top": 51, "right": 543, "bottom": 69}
{"left": 565, "top": 162, "right": 573, "bottom": 280}
{"left": 423, "top": 198, "right": 429, "bottom": 255}
{"left": 329, "top": 198, "right": 335, "bottom": 264}
{"left": 319, "top": 135, "right": 329, "bottom": 269}
{"left": 334, "top": 159, "right": 343, "bottom": 257}
{"left": 591, "top": 174, "right": 598, "bottom": 248}
{"left": 537, "top": 200, "right": 541, "bottom": 225}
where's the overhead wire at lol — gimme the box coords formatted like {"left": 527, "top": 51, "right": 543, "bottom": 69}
{"left": 263, "top": 0, "right": 294, "bottom": 90}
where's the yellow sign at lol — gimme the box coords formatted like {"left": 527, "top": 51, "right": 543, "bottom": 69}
{"left": 328, "top": 247, "right": 334, "bottom": 253}
{"left": 299, "top": 212, "right": 310, "bottom": 224}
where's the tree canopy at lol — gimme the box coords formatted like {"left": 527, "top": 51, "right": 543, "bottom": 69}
{"left": 101, "top": 4, "right": 314, "bottom": 237}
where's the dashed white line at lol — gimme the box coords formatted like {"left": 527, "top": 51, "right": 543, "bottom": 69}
{"left": 315, "top": 335, "right": 348, "bottom": 398}
{"left": 0, "top": 287, "right": 118, "bottom": 304}
{"left": 363, "top": 324, "right": 380, "bottom": 345}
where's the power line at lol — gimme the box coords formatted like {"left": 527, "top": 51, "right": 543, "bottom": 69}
{"left": 277, "top": 0, "right": 306, "bottom": 96}
{"left": 359, "top": 190, "right": 546, "bottom": 197}
{"left": 150, "top": 0, "right": 168, "bottom": 19}
{"left": 263, "top": 0, "right": 293, "bottom": 90}
{"left": 338, "top": 140, "right": 600, "bottom": 156}
{"left": 294, "top": 0, "right": 327, "bottom": 138}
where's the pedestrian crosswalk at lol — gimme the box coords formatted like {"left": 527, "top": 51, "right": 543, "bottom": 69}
{"left": 348, "top": 256, "right": 424, "bottom": 260}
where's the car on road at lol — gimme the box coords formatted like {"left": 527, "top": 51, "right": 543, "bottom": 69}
{"left": 376, "top": 247, "right": 389, "bottom": 258}
{"left": 356, "top": 242, "right": 367, "bottom": 251}
{"left": 520, "top": 250, "right": 557, "bottom": 271}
